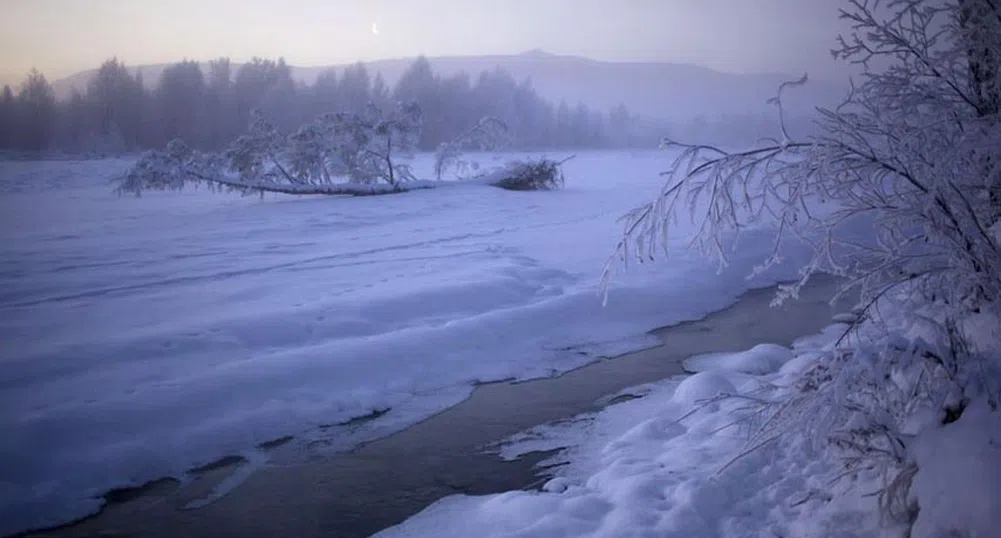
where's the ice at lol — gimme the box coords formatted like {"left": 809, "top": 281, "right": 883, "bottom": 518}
{"left": 376, "top": 325, "right": 886, "bottom": 538}
{"left": 0, "top": 151, "right": 812, "bottom": 535}
{"left": 383, "top": 289, "right": 1001, "bottom": 538}
{"left": 181, "top": 451, "right": 268, "bottom": 510}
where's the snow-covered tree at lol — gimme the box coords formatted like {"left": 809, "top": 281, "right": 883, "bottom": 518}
{"left": 433, "top": 116, "right": 508, "bottom": 180}
{"left": 285, "top": 119, "right": 337, "bottom": 185}
{"left": 115, "top": 96, "right": 570, "bottom": 198}
{"left": 609, "top": 0, "right": 1000, "bottom": 318}
{"left": 605, "top": 0, "right": 1000, "bottom": 526}
{"left": 324, "top": 101, "right": 423, "bottom": 187}
{"left": 118, "top": 101, "right": 425, "bottom": 196}
{"left": 486, "top": 157, "right": 570, "bottom": 191}
{"left": 225, "top": 109, "right": 292, "bottom": 183}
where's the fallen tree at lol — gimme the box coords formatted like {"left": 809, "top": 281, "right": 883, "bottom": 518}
{"left": 117, "top": 103, "right": 571, "bottom": 197}
{"left": 481, "top": 156, "right": 572, "bottom": 191}
{"left": 433, "top": 116, "right": 509, "bottom": 181}
{"left": 118, "top": 102, "right": 430, "bottom": 197}
{"left": 117, "top": 139, "right": 433, "bottom": 197}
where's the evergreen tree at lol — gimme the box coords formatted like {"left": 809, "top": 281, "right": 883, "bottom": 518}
{"left": 339, "top": 62, "right": 371, "bottom": 113}
{"left": 394, "top": 56, "right": 444, "bottom": 148}
{"left": 87, "top": 58, "right": 147, "bottom": 151}
{"left": 204, "top": 58, "right": 237, "bottom": 149}
{"left": 0, "top": 85, "right": 15, "bottom": 150}
{"left": 155, "top": 60, "right": 206, "bottom": 146}
{"left": 310, "top": 68, "right": 340, "bottom": 117}
{"left": 16, "top": 69, "right": 56, "bottom": 152}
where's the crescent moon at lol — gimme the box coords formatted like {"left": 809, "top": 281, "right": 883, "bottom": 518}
{"left": 372, "top": 22, "right": 379, "bottom": 35}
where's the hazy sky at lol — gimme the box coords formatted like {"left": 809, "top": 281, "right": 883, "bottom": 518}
{"left": 0, "top": 0, "right": 849, "bottom": 85}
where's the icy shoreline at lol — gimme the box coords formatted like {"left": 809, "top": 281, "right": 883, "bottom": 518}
{"left": 25, "top": 277, "right": 848, "bottom": 538}
{"left": 1, "top": 153, "right": 814, "bottom": 536}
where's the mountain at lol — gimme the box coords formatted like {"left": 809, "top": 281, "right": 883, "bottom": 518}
{"left": 50, "top": 51, "right": 844, "bottom": 122}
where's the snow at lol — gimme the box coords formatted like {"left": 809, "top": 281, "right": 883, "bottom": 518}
{"left": 990, "top": 221, "right": 1001, "bottom": 245}
{"left": 0, "top": 151, "right": 811, "bottom": 536}
{"left": 377, "top": 324, "right": 890, "bottom": 538}
{"left": 667, "top": 371, "right": 737, "bottom": 407}
{"left": 682, "top": 343, "right": 794, "bottom": 375}
{"left": 910, "top": 399, "right": 1001, "bottom": 538}
{"left": 378, "top": 287, "right": 1001, "bottom": 538}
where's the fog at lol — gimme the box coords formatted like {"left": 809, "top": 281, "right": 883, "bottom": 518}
{"left": 3, "top": 2, "right": 999, "bottom": 538}
{"left": 0, "top": 1, "right": 852, "bottom": 154}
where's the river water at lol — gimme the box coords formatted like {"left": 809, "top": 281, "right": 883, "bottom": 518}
{"left": 31, "top": 276, "right": 850, "bottom": 538}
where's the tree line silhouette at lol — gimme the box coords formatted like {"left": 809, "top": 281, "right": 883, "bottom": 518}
{"left": 0, "top": 56, "right": 654, "bottom": 155}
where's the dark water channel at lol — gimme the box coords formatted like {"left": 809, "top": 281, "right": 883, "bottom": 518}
{"left": 32, "top": 276, "right": 850, "bottom": 538}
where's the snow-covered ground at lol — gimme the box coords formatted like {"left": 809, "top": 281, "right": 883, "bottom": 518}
{"left": 0, "top": 152, "right": 812, "bottom": 536}
{"left": 378, "top": 314, "right": 1001, "bottom": 538}
{"left": 376, "top": 325, "right": 883, "bottom": 538}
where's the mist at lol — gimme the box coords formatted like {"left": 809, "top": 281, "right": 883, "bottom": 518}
{"left": 0, "top": 0, "right": 852, "bottom": 156}
{"left": 0, "top": 50, "right": 845, "bottom": 156}
{"left": 5, "top": 2, "right": 995, "bottom": 538}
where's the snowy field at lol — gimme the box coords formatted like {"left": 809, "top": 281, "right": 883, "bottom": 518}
{"left": 0, "top": 152, "right": 812, "bottom": 535}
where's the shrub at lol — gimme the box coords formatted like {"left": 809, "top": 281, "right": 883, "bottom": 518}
{"left": 489, "top": 157, "right": 569, "bottom": 191}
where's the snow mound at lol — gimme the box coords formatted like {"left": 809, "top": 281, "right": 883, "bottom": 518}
{"left": 669, "top": 371, "right": 737, "bottom": 407}
{"left": 778, "top": 352, "right": 822, "bottom": 376}
{"left": 682, "top": 343, "right": 793, "bottom": 375}
{"left": 376, "top": 323, "right": 885, "bottom": 538}
{"left": 831, "top": 312, "right": 858, "bottom": 324}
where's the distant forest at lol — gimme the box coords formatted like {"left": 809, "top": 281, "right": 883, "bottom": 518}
{"left": 0, "top": 56, "right": 665, "bottom": 155}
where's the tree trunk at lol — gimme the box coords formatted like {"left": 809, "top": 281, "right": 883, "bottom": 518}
{"left": 181, "top": 168, "right": 426, "bottom": 196}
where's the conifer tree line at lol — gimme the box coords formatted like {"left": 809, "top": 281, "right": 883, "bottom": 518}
{"left": 0, "top": 56, "right": 653, "bottom": 154}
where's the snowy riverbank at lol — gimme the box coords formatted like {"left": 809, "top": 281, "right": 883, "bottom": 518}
{"left": 1, "top": 152, "right": 814, "bottom": 535}
{"left": 379, "top": 296, "right": 1001, "bottom": 538}
{"left": 25, "top": 277, "right": 846, "bottom": 538}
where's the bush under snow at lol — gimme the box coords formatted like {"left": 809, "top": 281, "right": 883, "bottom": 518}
{"left": 379, "top": 297, "right": 1000, "bottom": 538}
{"left": 597, "top": 0, "right": 1001, "bottom": 535}
{"left": 485, "top": 158, "right": 569, "bottom": 191}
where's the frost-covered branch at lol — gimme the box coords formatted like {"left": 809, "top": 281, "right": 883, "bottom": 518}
{"left": 604, "top": 0, "right": 1001, "bottom": 313}
{"left": 434, "top": 116, "right": 509, "bottom": 180}
{"left": 602, "top": 0, "right": 1001, "bottom": 525}
{"left": 116, "top": 102, "right": 426, "bottom": 196}
{"left": 485, "top": 156, "right": 571, "bottom": 191}
{"left": 115, "top": 138, "right": 432, "bottom": 197}
{"left": 328, "top": 101, "right": 423, "bottom": 187}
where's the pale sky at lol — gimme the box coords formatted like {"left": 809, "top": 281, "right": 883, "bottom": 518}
{"left": 0, "top": 0, "right": 849, "bottom": 85}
